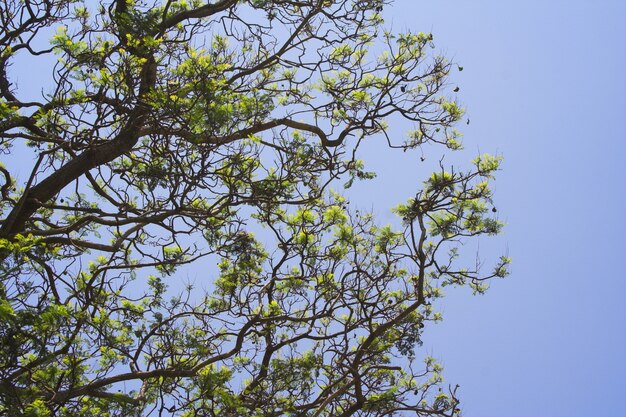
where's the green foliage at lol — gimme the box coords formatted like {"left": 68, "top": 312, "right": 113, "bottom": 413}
{"left": 0, "top": 0, "right": 507, "bottom": 416}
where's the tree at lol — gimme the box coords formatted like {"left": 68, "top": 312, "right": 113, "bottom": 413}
{"left": 0, "top": 0, "right": 510, "bottom": 415}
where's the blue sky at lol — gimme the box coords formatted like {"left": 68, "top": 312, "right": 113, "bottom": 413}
{"left": 354, "top": 1, "right": 626, "bottom": 416}
{"left": 5, "top": 1, "right": 625, "bottom": 416}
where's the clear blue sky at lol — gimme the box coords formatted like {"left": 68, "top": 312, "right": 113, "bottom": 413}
{"left": 353, "top": 1, "right": 626, "bottom": 416}
{"left": 6, "top": 1, "right": 625, "bottom": 416}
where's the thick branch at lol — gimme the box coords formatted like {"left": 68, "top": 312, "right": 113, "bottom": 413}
{"left": 0, "top": 57, "right": 157, "bottom": 240}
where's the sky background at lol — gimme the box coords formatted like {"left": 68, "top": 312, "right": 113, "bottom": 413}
{"left": 351, "top": 1, "right": 625, "bottom": 416}
{"left": 5, "top": 1, "right": 625, "bottom": 416}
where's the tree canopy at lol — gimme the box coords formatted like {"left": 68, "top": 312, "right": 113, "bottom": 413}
{"left": 0, "top": 0, "right": 509, "bottom": 416}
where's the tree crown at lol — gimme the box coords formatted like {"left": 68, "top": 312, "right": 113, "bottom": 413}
{"left": 0, "top": 0, "right": 508, "bottom": 415}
